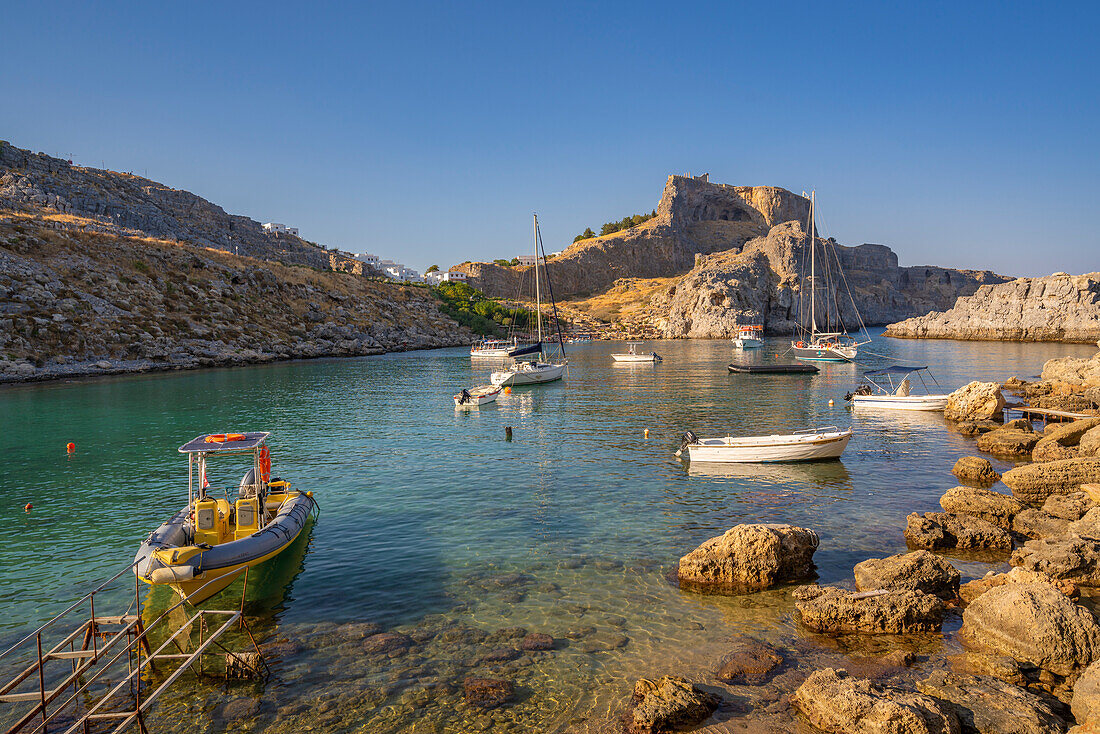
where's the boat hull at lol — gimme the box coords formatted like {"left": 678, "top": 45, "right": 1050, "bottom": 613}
{"left": 454, "top": 387, "right": 501, "bottom": 407}
{"left": 792, "top": 344, "right": 857, "bottom": 362}
{"left": 136, "top": 491, "right": 316, "bottom": 605}
{"left": 611, "top": 353, "right": 658, "bottom": 362}
{"left": 851, "top": 395, "right": 949, "bottom": 411}
{"left": 490, "top": 362, "right": 566, "bottom": 386}
{"left": 733, "top": 338, "right": 763, "bottom": 349}
{"left": 686, "top": 429, "right": 852, "bottom": 463}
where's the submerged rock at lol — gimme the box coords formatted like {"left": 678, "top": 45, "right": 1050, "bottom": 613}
{"left": 629, "top": 676, "right": 719, "bottom": 734}
{"left": 916, "top": 671, "right": 1067, "bottom": 734}
{"left": 714, "top": 638, "right": 783, "bottom": 685}
{"left": 976, "top": 424, "right": 1040, "bottom": 457}
{"left": 1010, "top": 535, "right": 1100, "bottom": 586}
{"left": 938, "top": 486, "right": 1025, "bottom": 530}
{"left": 905, "top": 512, "right": 1013, "bottom": 551}
{"left": 944, "top": 382, "right": 1006, "bottom": 423}
{"left": 519, "top": 633, "right": 554, "bottom": 651}
{"left": 463, "top": 677, "right": 515, "bottom": 708}
{"left": 959, "top": 582, "right": 1100, "bottom": 694}
{"left": 793, "top": 585, "right": 946, "bottom": 634}
{"left": 792, "top": 668, "right": 959, "bottom": 734}
{"left": 361, "top": 632, "right": 413, "bottom": 656}
{"left": 950, "top": 456, "right": 1001, "bottom": 486}
{"left": 1002, "top": 458, "right": 1100, "bottom": 505}
{"left": 853, "top": 550, "right": 960, "bottom": 599}
{"left": 960, "top": 567, "right": 1079, "bottom": 604}
{"left": 677, "top": 523, "right": 818, "bottom": 593}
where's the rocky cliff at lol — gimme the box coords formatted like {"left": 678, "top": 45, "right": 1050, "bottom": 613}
{"left": 655, "top": 221, "right": 1005, "bottom": 338}
{"left": 885, "top": 273, "right": 1100, "bottom": 343}
{"left": 455, "top": 175, "right": 811, "bottom": 298}
{"left": 0, "top": 220, "right": 469, "bottom": 383}
{"left": 0, "top": 141, "right": 368, "bottom": 271}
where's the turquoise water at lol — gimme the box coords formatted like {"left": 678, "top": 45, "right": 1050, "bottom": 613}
{"left": 1, "top": 330, "right": 1095, "bottom": 731}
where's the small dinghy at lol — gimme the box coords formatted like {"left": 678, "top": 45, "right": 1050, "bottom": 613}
{"left": 135, "top": 432, "right": 316, "bottom": 605}
{"left": 455, "top": 384, "right": 502, "bottom": 408}
{"left": 676, "top": 426, "right": 852, "bottom": 463}
{"left": 846, "top": 366, "right": 950, "bottom": 411}
{"left": 732, "top": 324, "right": 764, "bottom": 349}
{"left": 611, "top": 342, "right": 662, "bottom": 362}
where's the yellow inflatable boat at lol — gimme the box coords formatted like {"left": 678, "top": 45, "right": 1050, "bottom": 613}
{"left": 134, "top": 432, "right": 316, "bottom": 604}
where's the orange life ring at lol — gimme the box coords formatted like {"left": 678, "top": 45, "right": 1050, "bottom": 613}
{"left": 259, "top": 447, "right": 272, "bottom": 483}
{"left": 796, "top": 341, "right": 805, "bottom": 348}
{"left": 205, "top": 433, "right": 246, "bottom": 444}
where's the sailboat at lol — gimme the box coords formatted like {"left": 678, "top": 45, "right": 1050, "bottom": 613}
{"left": 490, "top": 214, "right": 568, "bottom": 387}
{"left": 791, "top": 192, "right": 869, "bottom": 362}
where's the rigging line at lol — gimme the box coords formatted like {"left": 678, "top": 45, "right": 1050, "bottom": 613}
{"left": 826, "top": 228, "right": 871, "bottom": 343}
{"left": 535, "top": 217, "right": 566, "bottom": 359}
{"left": 856, "top": 348, "right": 929, "bottom": 365}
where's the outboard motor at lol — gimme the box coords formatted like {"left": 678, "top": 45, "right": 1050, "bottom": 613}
{"left": 653, "top": 352, "right": 663, "bottom": 362}
{"left": 677, "top": 430, "right": 699, "bottom": 456}
{"left": 458, "top": 388, "right": 472, "bottom": 405}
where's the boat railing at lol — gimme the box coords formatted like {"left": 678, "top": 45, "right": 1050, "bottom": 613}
{"left": 0, "top": 561, "right": 265, "bottom": 734}
{"left": 792, "top": 426, "right": 840, "bottom": 435}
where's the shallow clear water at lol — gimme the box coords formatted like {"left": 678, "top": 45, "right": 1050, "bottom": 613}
{"left": 1, "top": 329, "right": 1095, "bottom": 731}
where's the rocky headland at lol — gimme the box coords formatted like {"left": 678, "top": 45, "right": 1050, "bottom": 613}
{"left": 0, "top": 142, "right": 470, "bottom": 383}
{"left": 885, "top": 273, "right": 1100, "bottom": 343}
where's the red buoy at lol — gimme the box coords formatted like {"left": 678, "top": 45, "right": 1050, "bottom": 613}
{"left": 66, "top": 442, "right": 75, "bottom": 453}
{"left": 24, "top": 503, "right": 32, "bottom": 512}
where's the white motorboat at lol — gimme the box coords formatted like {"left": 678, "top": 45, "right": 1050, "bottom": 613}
{"left": 491, "top": 360, "right": 567, "bottom": 386}
{"left": 732, "top": 324, "right": 764, "bottom": 349}
{"left": 454, "top": 384, "right": 502, "bottom": 408}
{"left": 846, "top": 366, "right": 951, "bottom": 411}
{"left": 791, "top": 192, "right": 870, "bottom": 362}
{"left": 611, "top": 342, "right": 662, "bottom": 363}
{"left": 677, "top": 426, "right": 852, "bottom": 463}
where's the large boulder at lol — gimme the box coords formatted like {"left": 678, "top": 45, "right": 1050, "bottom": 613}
{"left": 677, "top": 523, "right": 818, "bottom": 592}
{"left": 792, "top": 668, "right": 960, "bottom": 734}
{"left": 714, "top": 638, "right": 782, "bottom": 685}
{"left": 959, "top": 567, "right": 1079, "bottom": 604}
{"left": 916, "top": 671, "right": 1066, "bottom": 734}
{"left": 1012, "top": 508, "right": 1072, "bottom": 540}
{"left": 853, "top": 550, "right": 960, "bottom": 600}
{"left": 1010, "top": 535, "right": 1100, "bottom": 586}
{"left": 1002, "top": 458, "right": 1100, "bottom": 505}
{"left": 945, "top": 382, "right": 1006, "bottom": 423}
{"left": 1044, "top": 491, "right": 1098, "bottom": 520}
{"left": 1072, "top": 660, "right": 1100, "bottom": 731}
{"left": 905, "top": 512, "right": 1014, "bottom": 551}
{"left": 793, "top": 586, "right": 946, "bottom": 634}
{"left": 950, "top": 456, "right": 1001, "bottom": 486}
{"left": 1081, "top": 425, "right": 1100, "bottom": 457}
{"left": 1033, "top": 418, "right": 1100, "bottom": 463}
{"left": 629, "top": 676, "right": 719, "bottom": 734}
{"left": 976, "top": 424, "right": 1041, "bottom": 457}
{"left": 959, "top": 582, "right": 1100, "bottom": 695}
{"left": 938, "top": 486, "right": 1026, "bottom": 530}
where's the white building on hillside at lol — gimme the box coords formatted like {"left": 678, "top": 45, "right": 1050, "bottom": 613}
{"left": 426, "top": 270, "right": 466, "bottom": 285}
{"left": 515, "top": 254, "right": 545, "bottom": 267}
{"left": 379, "top": 260, "right": 421, "bottom": 282}
{"left": 263, "top": 222, "right": 299, "bottom": 236}
{"left": 353, "top": 252, "right": 380, "bottom": 267}
{"left": 442, "top": 271, "right": 466, "bottom": 282}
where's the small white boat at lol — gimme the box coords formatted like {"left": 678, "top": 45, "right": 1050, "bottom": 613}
{"left": 846, "top": 366, "right": 950, "bottom": 411}
{"left": 677, "top": 426, "right": 852, "bottom": 463}
{"left": 732, "top": 324, "right": 764, "bottom": 349}
{"left": 470, "top": 338, "right": 541, "bottom": 359}
{"left": 611, "top": 342, "right": 662, "bottom": 363}
{"left": 491, "top": 360, "right": 566, "bottom": 386}
{"left": 454, "top": 384, "right": 502, "bottom": 408}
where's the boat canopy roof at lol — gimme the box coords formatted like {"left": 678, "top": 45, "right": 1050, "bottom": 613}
{"left": 864, "top": 365, "right": 928, "bottom": 376}
{"left": 178, "top": 432, "right": 270, "bottom": 453}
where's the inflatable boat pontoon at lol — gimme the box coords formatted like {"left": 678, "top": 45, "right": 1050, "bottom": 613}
{"left": 135, "top": 432, "right": 316, "bottom": 604}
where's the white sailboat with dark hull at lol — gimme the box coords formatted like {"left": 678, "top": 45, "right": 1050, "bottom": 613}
{"left": 491, "top": 214, "right": 568, "bottom": 387}
{"left": 791, "top": 192, "right": 869, "bottom": 363}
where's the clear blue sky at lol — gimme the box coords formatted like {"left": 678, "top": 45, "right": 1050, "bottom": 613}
{"left": 2, "top": 1, "right": 1097, "bottom": 277}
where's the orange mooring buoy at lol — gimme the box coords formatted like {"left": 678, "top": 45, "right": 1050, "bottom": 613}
{"left": 24, "top": 503, "right": 32, "bottom": 512}
{"left": 504, "top": 386, "right": 512, "bottom": 395}
{"left": 66, "top": 442, "right": 75, "bottom": 453}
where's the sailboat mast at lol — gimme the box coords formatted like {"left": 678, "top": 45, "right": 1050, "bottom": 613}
{"left": 809, "top": 191, "right": 816, "bottom": 340}
{"left": 533, "top": 213, "right": 542, "bottom": 344}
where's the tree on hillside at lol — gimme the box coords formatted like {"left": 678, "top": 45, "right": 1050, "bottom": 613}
{"left": 509, "top": 257, "right": 520, "bottom": 266}
{"left": 493, "top": 258, "right": 511, "bottom": 267}
{"left": 573, "top": 227, "right": 596, "bottom": 243}
{"left": 426, "top": 264, "right": 439, "bottom": 273}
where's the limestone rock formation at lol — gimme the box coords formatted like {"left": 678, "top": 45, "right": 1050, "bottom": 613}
{"left": 1072, "top": 660, "right": 1100, "bottom": 731}
{"left": 791, "top": 668, "right": 960, "bottom": 734}
{"left": 959, "top": 582, "right": 1100, "bottom": 694}
{"left": 713, "top": 638, "right": 783, "bottom": 685}
{"left": 853, "top": 550, "right": 960, "bottom": 599}
{"left": 886, "top": 273, "right": 1100, "bottom": 343}
{"left": 915, "top": 672, "right": 1067, "bottom": 734}
{"left": 629, "top": 675, "right": 719, "bottom": 734}
{"left": 676, "top": 523, "right": 818, "bottom": 593}
{"left": 1013, "top": 508, "right": 1072, "bottom": 540}
{"left": 1002, "top": 458, "right": 1100, "bottom": 505}
{"left": 1034, "top": 418, "right": 1100, "bottom": 463}
{"left": 904, "top": 512, "right": 1013, "bottom": 551}
{"left": 959, "top": 567, "right": 1078, "bottom": 605}
{"left": 1044, "top": 492, "right": 1097, "bottom": 521}
{"left": 938, "top": 486, "right": 1025, "bottom": 530}
{"left": 944, "top": 382, "right": 1006, "bottom": 422}
{"left": 976, "top": 420, "right": 1039, "bottom": 458}
{"left": 1042, "top": 343, "right": 1100, "bottom": 387}
{"left": 793, "top": 586, "right": 946, "bottom": 634}
{"left": 951, "top": 456, "right": 1001, "bottom": 486}
{"left": 1011, "top": 536, "right": 1100, "bottom": 586}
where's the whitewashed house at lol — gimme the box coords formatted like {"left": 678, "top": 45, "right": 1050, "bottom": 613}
{"left": 263, "top": 223, "right": 299, "bottom": 236}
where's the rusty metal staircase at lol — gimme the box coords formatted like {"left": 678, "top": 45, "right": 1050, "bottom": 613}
{"left": 1, "top": 563, "right": 265, "bottom": 733}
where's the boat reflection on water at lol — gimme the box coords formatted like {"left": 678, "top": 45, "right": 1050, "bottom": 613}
{"left": 141, "top": 516, "right": 316, "bottom": 632}
{"left": 684, "top": 458, "right": 852, "bottom": 489}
